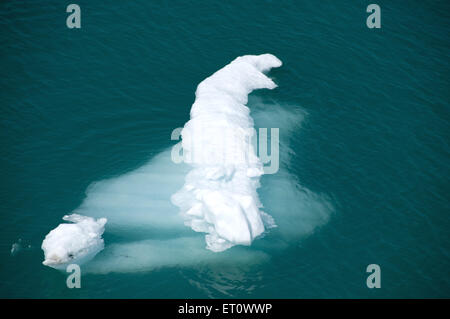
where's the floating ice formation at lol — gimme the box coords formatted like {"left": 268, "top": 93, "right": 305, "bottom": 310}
{"left": 42, "top": 214, "right": 107, "bottom": 269}
{"left": 171, "top": 54, "right": 282, "bottom": 252}
{"left": 40, "top": 54, "right": 333, "bottom": 273}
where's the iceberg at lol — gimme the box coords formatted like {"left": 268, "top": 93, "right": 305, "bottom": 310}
{"left": 171, "top": 54, "right": 282, "bottom": 252}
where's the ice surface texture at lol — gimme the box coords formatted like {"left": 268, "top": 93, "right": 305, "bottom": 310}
{"left": 171, "top": 54, "right": 281, "bottom": 252}
{"left": 42, "top": 214, "right": 107, "bottom": 269}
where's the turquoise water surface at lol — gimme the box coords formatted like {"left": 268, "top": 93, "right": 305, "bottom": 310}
{"left": 0, "top": 1, "right": 449, "bottom": 298}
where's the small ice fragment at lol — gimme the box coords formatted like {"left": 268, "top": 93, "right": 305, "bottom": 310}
{"left": 42, "top": 214, "right": 107, "bottom": 269}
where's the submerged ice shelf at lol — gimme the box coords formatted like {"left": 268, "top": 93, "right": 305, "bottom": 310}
{"left": 42, "top": 214, "right": 107, "bottom": 269}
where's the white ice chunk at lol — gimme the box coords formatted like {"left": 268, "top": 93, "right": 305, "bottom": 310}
{"left": 42, "top": 214, "right": 107, "bottom": 269}
{"left": 171, "top": 54, "right": 282, "bottom": 251}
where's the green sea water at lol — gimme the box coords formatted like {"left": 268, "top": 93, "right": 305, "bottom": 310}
{"left": 0, "top": 0, "right": 449, "bottom": 298}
